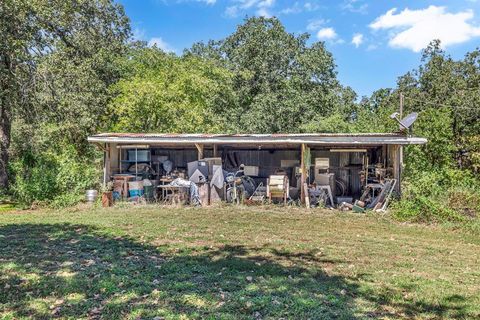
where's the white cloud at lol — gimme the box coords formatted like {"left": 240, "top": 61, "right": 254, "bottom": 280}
{"left": 225, "top": 5, "right": 239, "bottom": 17}
{"left": 177, "top": 0, "right": 216, "bottom": 4}
{"left": 256, "top": 6, "right": 271, "bottom": 17}
{"left": 280, "top": 2, "right": 302, "bottom": 15}
{"left": 280, "top": 1, "right": 320, "bottom": 15}
{"left": 370, "top": 5, "right": 480, "bottom": 52}
{"left": 304, "top": 2, "right": 320, "bottom": 12}
{"left": 255, "top": 0, "right": 275, "bottom": 17}
{"left": 306, "top": 19, "right": 327, "bottom": 31}
{"left": 342, "top": 0, "right": 368, "bottom": 15}
{"left": 148, "top": 37, "right": 175, "bottom": 53}
{"left": 351, "top": 33, "right": 363, "bottom": 47}
{"left": 225, "top": 0, "right": 276, "bottom": 18}
{"left": 317, "top": 27, "right": 337, "bottom": 40}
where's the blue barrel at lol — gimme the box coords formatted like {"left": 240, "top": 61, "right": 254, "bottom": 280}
{"left": 128, "top": 181, "right": 144, "bottom": 197}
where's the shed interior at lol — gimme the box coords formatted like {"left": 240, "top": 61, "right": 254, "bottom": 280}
{"left": 109, "top": 143, "right": 397, "bottom": 203}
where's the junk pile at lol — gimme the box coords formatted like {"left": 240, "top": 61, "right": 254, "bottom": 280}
{"left": 338, "top": 179, "right": 396, "bottom": 212}
{"left": 105, "top": 149, "right": 263, "bottom": 206}
{"left": 170, "top": 178, "right": 201, "bottom": 206}
{"left": 306, "top": 184, "right": 334, "bottom": 208}
{"left": 94, "top": 146, "right": 399, "bottom": 211}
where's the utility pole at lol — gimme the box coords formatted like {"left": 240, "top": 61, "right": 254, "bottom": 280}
{"left": 399, "top": 92, "right": 404, "bottom": 120}
{"left": 399, "top": 92, "right": 404, "bottom": 191}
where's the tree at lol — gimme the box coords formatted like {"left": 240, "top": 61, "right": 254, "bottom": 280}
{"left": 395, "top": 41, "right": 480, "bottom": 173}
{"left": 0, "top": 0, "right": 130, "bottom": 188}
{"left": 0, "top": 0, "right": 30, "bottom": 188}
{"left": 186, "top": 16, "right": 355, "bottom": 133}
{"left": 353, "top": 41, "right": 480, "bottom": 173}
{"left": 108, "top": 47, "right": 236, "bottom": 133}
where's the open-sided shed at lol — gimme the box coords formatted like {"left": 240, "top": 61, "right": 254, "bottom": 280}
{"left": 87, "top": 133, "right": 427, "bottom": 205}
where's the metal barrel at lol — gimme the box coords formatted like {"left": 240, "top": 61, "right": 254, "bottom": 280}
{"left": 85, "top": 190, "right": 98, "bottom": 202}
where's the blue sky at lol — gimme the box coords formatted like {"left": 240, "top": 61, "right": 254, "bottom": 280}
{"left": 119, "top": 0, "right": 480, "bottom": 97}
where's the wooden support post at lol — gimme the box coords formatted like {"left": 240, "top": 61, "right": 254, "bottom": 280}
{"left": 300, "top": 144, "right": 305, "bottom": 204}
{"left": 300, "top": 143, "right": 309, "bottom": 207}
{"left": 103, "top": 148, "right": 107, "bottom": 187}
{"left": 119, "top": 145, "right": 122, "bottom": 174}
{"left": 392, "top": 145, "right": 402, "bottom": 196}
{"left": 103, "top": 143, "right": 111, "bottom": 186}
{"left": 195, "top": 143, "right": 204, "bottom": 160}
{"left": 213, "top": 144, "right": 218, "bottom": 158}
{"left": 109, "top": 143, "right": 119, "bottom": 175}
{"left": 398, "top": 145, "right": 403, "bottom": 196}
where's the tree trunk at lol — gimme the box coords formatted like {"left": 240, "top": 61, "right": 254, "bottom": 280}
{"left": 0, "top": 55, "right": 13, "bottom": 189}
{"left": 0, "top": 104, "right": 11, "bottom": 189}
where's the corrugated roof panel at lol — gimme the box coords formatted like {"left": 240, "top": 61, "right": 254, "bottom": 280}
{"left": 87, "top": 132, "right": 427, "bottom": 146}
{"left": 92, "top": 132, "right": 408, "bottom": 138}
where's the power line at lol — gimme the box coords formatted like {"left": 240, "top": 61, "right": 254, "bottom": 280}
{"left": 403, "top": 95, "right": 480, "bottom": 111}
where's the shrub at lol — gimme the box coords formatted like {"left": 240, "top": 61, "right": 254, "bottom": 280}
{"left": 393, "top": 169, "right": 480, "bottom": 223}
{"left": 9, "top": 145, "right": 99, "bottom": 208}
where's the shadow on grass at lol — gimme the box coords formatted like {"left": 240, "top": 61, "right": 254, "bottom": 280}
{"left": 0, "top": 223, "right": 472, "bottom": 319}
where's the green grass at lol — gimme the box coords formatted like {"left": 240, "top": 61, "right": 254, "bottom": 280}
{"left": 0, "top": 205, "right": 479, "bottom": 319}
{"left": 0, "top": 204, "right": 15, "bottom": 212}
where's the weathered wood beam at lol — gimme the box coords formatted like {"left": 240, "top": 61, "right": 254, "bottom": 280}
{"left": 103, "top": 143, "right": 111, "bottom": 186}
{"left": 300, "top": 143, "right": 309, "bottom": 207}
{"left": 392, "top": 145, "right": 402, "bottom": 195}
{"left": 93, "top": 142, "right": 107, "bottom": 152}
{"left": 195, "top": 143, "right": 204, "bottom": 160}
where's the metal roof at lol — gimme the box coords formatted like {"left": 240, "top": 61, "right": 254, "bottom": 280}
{"left": 88, "top": 133, "right": 427, "bottom": 146}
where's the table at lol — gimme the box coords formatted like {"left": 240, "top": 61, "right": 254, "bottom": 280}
{"left": 158, "top": 177, "right": 174, "bottom": 200}
{"left": 112, "top": 175, "right": 136, "bottom": 198}
{"left": 157, "top": 185, "right": 189, "bottom": 205}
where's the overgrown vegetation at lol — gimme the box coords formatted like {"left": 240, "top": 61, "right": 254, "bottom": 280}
{"left": 9, "top": 145, "right": 99, "bottom": 208}
{"left": 1, "top": 0, "right": 130, "bottom": 205}
{"left": 392, "top": 169, "right": 480, "bottom": 224}
{"left": 354, "top": 43, "right": 480, "bottom": 223}
{"left": 0, "top": 207, "right": 479, "bottom": 319}
{"left": 1, "top": 1, "right": 479, "bottom": 223}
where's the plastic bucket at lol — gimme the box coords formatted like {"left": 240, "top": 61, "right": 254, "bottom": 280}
{"left": 112, "top": 191, "right": 121, "bottom": 200}
{"left": 144, "top": 185, "right": 154, "bottom": 200}
{"left": 128, "top": 181, "right": 144, "bottom": 197}
{"left": 85, "top": 190, "right": 98, "bottom": 202}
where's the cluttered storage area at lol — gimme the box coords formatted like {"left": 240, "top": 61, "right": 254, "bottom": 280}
{"left": 88, "top": 133, "right": 427, "bottom": 211}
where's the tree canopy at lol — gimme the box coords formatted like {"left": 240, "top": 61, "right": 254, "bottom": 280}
{"left": 1, "top": 0, "right": 130, "bottom": 188}
{"left": 108, "top": 47, "right": 236, "bottom": 133}
{"left": 187, "top": 17, "right": 356, "bottom": 133}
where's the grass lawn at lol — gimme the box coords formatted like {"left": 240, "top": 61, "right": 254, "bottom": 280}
{"left": 0, "top": 205, "right": 479, "bottom": 319}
